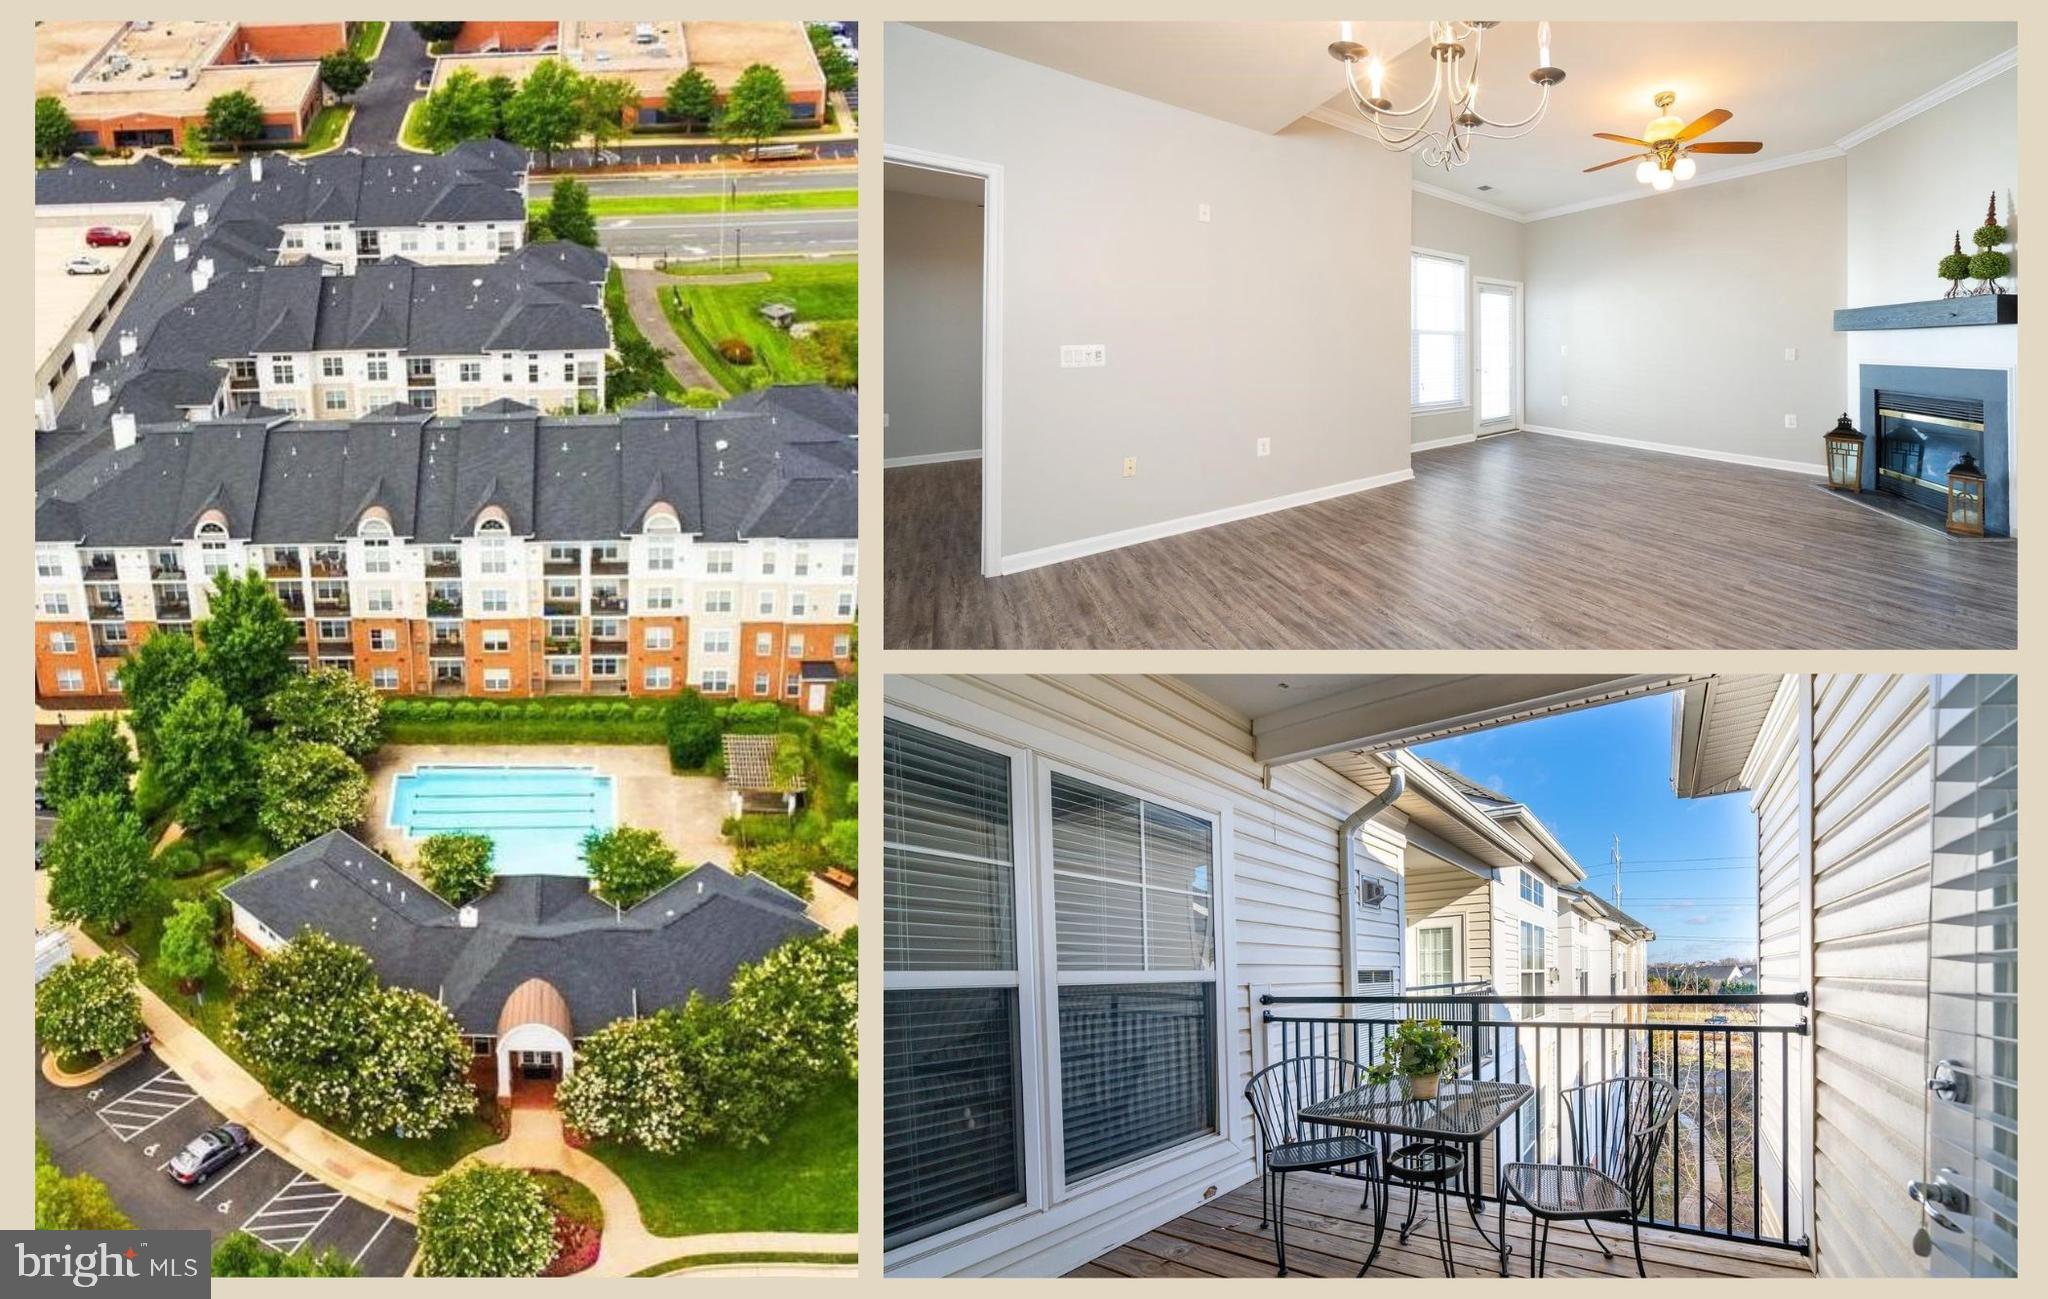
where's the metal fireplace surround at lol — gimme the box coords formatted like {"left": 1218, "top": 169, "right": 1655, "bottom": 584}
{"left": 1857, "top": 364, "right": 2011, "bottom": 537}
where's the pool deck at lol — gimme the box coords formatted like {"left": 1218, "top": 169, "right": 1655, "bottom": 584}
{"left": 363, "top": 745, "right": 733, "bottom": 874}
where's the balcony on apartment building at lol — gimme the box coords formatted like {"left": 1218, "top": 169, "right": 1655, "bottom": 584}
{"left": 85, "top": 587, "right": 125, "bottom": 620}
{"left": 1081, "top": 987, "right": 1815, "bottom": 1280}
{"left": 543, "top": 589, "right": 582, "bottom": 617}
{"left": 426, "top": 588, "right": 463, "bottom": 617}
{"left": 92, "top": 633, "right": 128, "bottom": 660}
{"left": 309, "top": 549, "right": 348, "bottom": 578}
{"left": 589, "top": 551, "right": 628, "bottom": 576}
{"left": 428, "top": 624, "right": 465, "bottom": 658}
{"left": 544, "top": 550, "right": 583, "bottom": 576}
{"left": 82, "top": 554, "right": 119, "bottom": 582}
{"left": 312, "top": 593, "right": 351, "bottom": 616}
{"left": 152, "top": 584, "right": 191, "bottom": 617}
{"left": 150, "top": 553, "right": 185, "bottom": 580}
{"left": 589, "top": 585, "right": 627, "bottom": 614}
{"left": 263, "top": 547, "right": 303, "bottom": 577}
{"left": 271, "top": 583, "right": 307, "bottom": 615}
{"left": 424, "top": 550, "right": 462, "bottom": 578}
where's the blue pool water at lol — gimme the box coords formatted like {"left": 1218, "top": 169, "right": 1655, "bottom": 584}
{"left": 388, "top": 765, "right": 617, "bottom": 876}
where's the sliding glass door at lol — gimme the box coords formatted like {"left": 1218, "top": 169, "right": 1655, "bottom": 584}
{"left": 1475, "top": 278, "right": 1522, "bottom": 433}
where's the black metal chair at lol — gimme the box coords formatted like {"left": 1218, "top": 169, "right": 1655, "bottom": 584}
{"left": 1244, "top": 1056, "right": 1382, "bottom": 1276}
{"left": 1499, "top": 1075, "right": 1680, "bottom": 1276}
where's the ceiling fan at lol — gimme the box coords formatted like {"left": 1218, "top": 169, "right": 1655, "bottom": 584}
{"left": 1584, "top": 91, "right": 1762, "bottom": 190}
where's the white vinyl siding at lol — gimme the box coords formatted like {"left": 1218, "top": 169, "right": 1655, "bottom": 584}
{"left": 1404, "top": 855, "right": 1493, "bottom": 984}
{"left": 1747, "top": 678, "right": 1805, "bottom": 1243}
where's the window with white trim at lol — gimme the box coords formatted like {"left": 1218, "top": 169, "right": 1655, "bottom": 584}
{"left": 48, "top": 631, "right": 77, "bottom": 654}
{"left": 701, "top": 629, "right": 732, "bottom": 655}
{"left": 1520, "top": 920, "right": 1546, "bottom": 999}
{"left": 643, "top": 666, "right": 672, "bottom": 690}
{"left": 1519, "top": 869, "right": 1545, "bottom": 907}
{"left": 482, "top": 628, "right": 510, "bottom": 653}
{"left": 483, "top": 668, "right": 511, "bottom": 692}
{"left": 756, "top": 590, "right": 776, "bottom": 616}
{"left": 1410, "top": 249, "right": 1468, "bottom": 412}
{"left": 699, "top": 668, "right": 730, "bottom": 692}
{"left": 371, "top": 667, "right": 399, "bottom": 690}
{"left": 321, "top": 356, "right": 345, "bottom": 378}
{"left": 702, "top": 589, "right": 733, "bottom": 614}
{"left": 41, "top": 592, "right": 71, "bottom": 616}
{"left": 643, "top": 626, "right": 673, "bottom": 651}
{"left": 56, "top": 669, "right": 85, "bottom": 693}
{"left": 752, "top": 671, "right": 771, "bottom": 696}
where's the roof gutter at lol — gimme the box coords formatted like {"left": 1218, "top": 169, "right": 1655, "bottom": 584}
{"left": 1338, "top": 769, "right": 1406, "bottom": 995}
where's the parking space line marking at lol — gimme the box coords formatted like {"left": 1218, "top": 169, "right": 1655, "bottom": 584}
{"left": 193, "top": 1148, "right": 266, "bottom": 1202}
{"left": 352, "top": 1216, "right": 395, "bottom": 1267}
{"left": 95, "top": 1069, "right": 200, "bottom": 1141}
{"left": 242, "top": 1173, "right": 347, "bottom": 1252}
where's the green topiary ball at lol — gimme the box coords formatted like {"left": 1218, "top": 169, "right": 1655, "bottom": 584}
{"left": 1972, "top": 223, "right": 2008, "bottom": 251}
{"left": 1939, "top": 251, "right": 1973, "bottom": 280}
{"left": 1969, "top": 250, "right": 2011, "bottom": 280}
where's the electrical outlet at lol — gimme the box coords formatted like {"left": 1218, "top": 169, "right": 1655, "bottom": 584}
{"left": 1784, "top": 347, "right": 1798, "bottom": 362}
{"left": 1560, "top": 394, "right": 1569, "bottom": 407}
{"left": 1061, "top": 344, "right": 1107, "bottom": 368}
{"left": 1784, "top": 414, "right": 1798, "bottom": 430}
{"left": 1560, "top": 343, "right": 1569, "bottom": 357}
{"left": 1256, "top": 437, "right": 1271, "bottom": 457}
{"left": 1123, "top": 456, "right": 1137, "bottom": 478}
{"left": 1197, "top": 202, "right": 1211, "bottom": 223}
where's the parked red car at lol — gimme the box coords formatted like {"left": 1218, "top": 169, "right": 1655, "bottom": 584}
{"left": 84, "top": 226, "right": 132, "bottom": 248}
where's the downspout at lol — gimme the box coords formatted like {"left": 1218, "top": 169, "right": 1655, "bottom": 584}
{"left": 1338, "top": 769, "right": 1406, "bottom": 1005}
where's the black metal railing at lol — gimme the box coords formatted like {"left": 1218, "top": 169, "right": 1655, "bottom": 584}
{"left": 1260, "top": 990, "right": 1811, "bottom": 1255}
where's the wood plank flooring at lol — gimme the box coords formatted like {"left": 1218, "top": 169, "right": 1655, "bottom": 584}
{"left": 1069, "top": 1172, "right": 1813, "bottom": 1279}
{"left": 882, "top": 434, "right": 2017, "bottom": 649}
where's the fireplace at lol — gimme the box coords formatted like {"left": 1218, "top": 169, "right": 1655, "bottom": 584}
{"left": 1857, "top": 365, "right": 2011, "bottom": 537}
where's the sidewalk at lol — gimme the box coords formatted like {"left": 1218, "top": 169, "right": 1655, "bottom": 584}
{"left": 620, "top": 267, "right": 722, "bottom": 394}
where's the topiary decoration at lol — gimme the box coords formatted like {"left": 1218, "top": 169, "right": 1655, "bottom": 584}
{"left": 1939, "top": 231, "right": 1973, "bottom": 298}
{"left": 1968, "top": 192, "right": 2011, "bottom": 294}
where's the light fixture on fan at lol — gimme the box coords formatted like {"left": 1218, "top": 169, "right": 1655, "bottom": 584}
{"left": 1328, "top": 19, "right": 1564, "bottom": 171}
{"left": 1585, "top": 91, "right": 1763, "bottom": 190}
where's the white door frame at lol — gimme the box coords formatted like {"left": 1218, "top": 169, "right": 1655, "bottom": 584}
{"left": 1408, "top": 915, "right": 1466, "bottom": 988}
{"left": 1472, "top": 276, "right": 1525, "bottom": 437}
{"left": 884, "top": 145, "right": 1006, "bottom": 578}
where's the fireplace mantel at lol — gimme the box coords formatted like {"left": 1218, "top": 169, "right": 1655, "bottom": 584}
{"left": 1834, "top": 294, "right": 2017, "bottom": 331}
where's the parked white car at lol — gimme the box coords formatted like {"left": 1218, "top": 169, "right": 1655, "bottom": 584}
{"left": 65, "top": 255, "right": 109, "bottom": 276}
{"left": 34, "top": 929, "right": 72, "bottom": 983}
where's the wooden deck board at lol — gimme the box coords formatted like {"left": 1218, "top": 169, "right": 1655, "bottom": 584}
{"left": 1070, "top": 1173, "right": 1814, "bottom": 1279}
{"left": 883, "top": 434, "right": 2017, "bottom": 650}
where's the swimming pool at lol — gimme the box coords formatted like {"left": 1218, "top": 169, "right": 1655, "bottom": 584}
{"left": 388, "top": 765, "right": 617, "bottom": 877}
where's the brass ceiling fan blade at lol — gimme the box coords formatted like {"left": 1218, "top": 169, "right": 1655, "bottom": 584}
{"left": 1583, "top": 154, "right": 1647, "bottom": 173}
{"left": 1675, "top": 108, "right": 1733, "bottom": 140}
{"left": 1593, "top": 131, "right": 1654, "bottom": 147}
{"left": 1685, "top": 140, "right": 1763, "bottom": 154}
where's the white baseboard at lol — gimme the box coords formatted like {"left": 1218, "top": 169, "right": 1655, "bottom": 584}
{"left": 1522, "top": 423, "right": 1825, "bottom": 477}
{"left": 1412, "top": 431, "right": 1479, "bottom": 453}
{"left": 883, "top": 447, "right": 983, "bottom": 469}
{"left": 999, "top": 467, "right": 1416, "bottom": 576}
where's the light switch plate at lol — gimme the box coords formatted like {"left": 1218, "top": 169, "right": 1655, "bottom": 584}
{"left": 1561, "top": 394, "right": 1569, "bottom": 407}
{"left": 1197, "top": 202, "right": 1211, "bottom": 223}
{"left": 1256, "top": 437, "right": 1271, "bottom": 457}
{"left": 1061, "top": 344, "right": 1107, "bottom": 368}
{"left": 1784, "top": 347, "right": 1798, "bottom": 361}
{"left": 1784, "top": 414, "right": 1798, "bottom": 429}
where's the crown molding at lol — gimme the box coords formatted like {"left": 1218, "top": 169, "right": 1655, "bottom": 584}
{"left": 1834, "top": 45, "right": 2017, "bottom": 151}
{"left": 1411, "top": 180, "right": 1527, "bottom": 224}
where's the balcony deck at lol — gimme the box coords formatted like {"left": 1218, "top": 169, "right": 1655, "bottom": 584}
{"left": 1072, "top": 1172, "right": 1811, "bottom": 1280}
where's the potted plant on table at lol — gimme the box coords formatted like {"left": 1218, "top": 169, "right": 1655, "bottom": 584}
{"left": 1365, "top": 1017, "right": 1466, "bottom": 1100}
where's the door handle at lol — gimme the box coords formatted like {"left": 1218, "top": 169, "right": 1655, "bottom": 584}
{"left": 1907, "top": 1175, "right": 1969, "bottom": 1232}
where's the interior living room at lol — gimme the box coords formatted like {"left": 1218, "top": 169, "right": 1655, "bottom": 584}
{"left": 881, "top": 20, "right": 2019, "bottom": 650}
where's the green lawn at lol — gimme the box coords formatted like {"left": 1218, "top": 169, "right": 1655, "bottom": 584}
{"left": 349, "top": 21, "right": 387, "bottom": 60}
{"left": 532, "top": 1170, "right": 605, "bottom": 1230}
{"left": 297, "top": 105, "right": 352, "bottom": 155}
{"left": 632, "top": 1253, "right": 858, "bottom": 1276}
{"left": 398, "top": 99, "right": 431, "bottom": 152}
{"left": 589, "top": 1080, "right": 856, "bottom": 1236}
{"left": 532, "top": 190, "right": 857, "bottom": 220}
{"left": 657, "top": 260, "right": 857, "bottom": 392}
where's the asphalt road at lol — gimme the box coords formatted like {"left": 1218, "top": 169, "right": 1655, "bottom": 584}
{"left": 597, "top": 210, "right": 856, "bottom": 259}
{"left": 349, "top": 24, "right": 434, "bottom": 154}
{"left": 36, "top": 1049, "right": 416, "bottom": 1275}
{"left": 579, "top": 167, "right": 856, "bottom": 197}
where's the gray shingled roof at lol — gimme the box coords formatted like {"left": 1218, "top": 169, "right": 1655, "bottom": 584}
{"left": 35, "top": 386, "right": 856, "bottom": 545}
{"left": 34, "top": 155, "right": 228, "bottom": 207}
{"left": 220, "top": 830, "right": 817, "bottom": 1037}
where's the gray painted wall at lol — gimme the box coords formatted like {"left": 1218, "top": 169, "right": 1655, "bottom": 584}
{"left": 1523, "top": 158, "right": 1849, "bottom": 469}
{"left": 885, "top": 24, "right": 1414, "bottom": 561}
{"left": 1411, "top": 192, "right": 1526, "bottom": 448}
{"left": 884, "top": 189, "right": 984, "bottom": 464}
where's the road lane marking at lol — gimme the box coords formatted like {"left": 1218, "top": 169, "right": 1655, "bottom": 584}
{"left": 193, "top": 1147, "right": 266, "bottom": 1202}
{"left": 352, "top": 1216, "right": 396, "bottom": 1267}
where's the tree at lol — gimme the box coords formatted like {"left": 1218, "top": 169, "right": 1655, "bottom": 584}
{"left": 154, "top": 678, "right": 257, "bottom": 832}
{"left": 581, "top": 826, "right": 680, "bottom": 907}
{"left": 813, "top": 42, "right": 856, "bottom": 95}
{"left": 318, "top": 50, "right": 371, "bottom": 102}
{"left": 120, "top": 631, "right": 203, "bottom": 759}
{"left": 201, "top": 90, "right": 266, "bottom": 156}
{"left": 410, "top": 21, "right": 464, "bottom": 43}
{"left": 718, "top": 63, "right": 790, "bottom": 155}
{"left": 821, "top": 818, "right": 858, "bottom": 872}
{"left": 664, "top": 690, "right": 720, "bottom": 768}
{"left": 212, "top": 1232, "right": 358, "bottom": 1277}
{"left": 556, "top": 1011, "right": 698, "bottom": 1151}
{"left": 36, "top": 1147, "right": 132, "bottom": 1230}
{"left": 267, "top": 665, "right": 383, "bottom": 757}
{"left": 503, "top": 60, "right": 585, "bottom": 167}
{"left": 819, "top": 693, "right": 857, "bottom": 765}
{"left": 232, "top": 930, "right": 380, "bottom": 1122}
{"left": 578, "top": 76, "right": 639, "bottom": 156}
{"left": 418, "top": 832, "right": 495, "bottom": 905}
{"left": 770, "top": 732, "right": 807, "bottom": 791}
{"left": 737, "top": 839, "right": 820, "bottom": 900}
{"left": 663, "top": 68, "right": 717, "bottom": 133}
{"left": 354, "top": 988, "right": 476, "bottom": 1138}
{"left": 40, "top": 718, "right": 135, "bottom": 813}
{"left": 539, "top": 176, "right": 596, "bottom": 247}
{"left": 35, "top": 96, "right": 76, "bottom": 163}
{"left": 416, "top": 1164, "right": 557, "bottom": 1278}
{"left": 158, "top": 898, "right": 219, "bottom": 994}
{"left": 44, "top": 794, "right": 156, "bottom": 934}
{"left": 606, "top": 332, "right": 673, "bottom": 408}
{"left": 35, "top": 954, "right": 143, "bottom": 1063}
{"left": 197, "top": 568, "right": 296, "bottom": 705}
{"left": 257, "top": 741, "right": 368, "bottom": 847}
{"left": 726, "top": 928, "right": 858, "bottom": 1095}
{"left": 415, "top": 68, "right": 501, "bottom": 152}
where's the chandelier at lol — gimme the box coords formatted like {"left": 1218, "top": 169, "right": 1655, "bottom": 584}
{"left": 1328, "top": 20, "right": 1564, "bottom": 171}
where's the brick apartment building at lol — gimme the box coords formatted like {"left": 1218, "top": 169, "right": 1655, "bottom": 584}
{"left": 35, "top": 21, "right": 358, "bottom": 152}
{"left": 34, "top": 386, "right": 857, "bottom": 712}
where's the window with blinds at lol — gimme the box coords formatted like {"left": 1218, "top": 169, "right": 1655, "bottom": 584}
{"left": 1925, "top": 674, "right": 2017, "bottom": 1277}
{"left": 1050, "top": 772, "right": 1218, "bottom": 1184}
{"left": 1411, "top": 250, "right": 1469, "bottom": 412}
{"left": 883, "top": 720, "right": 1025, "bottom": 1250}
{"left": 1520, "top": 920, "right": 1546, "bottom": 1001}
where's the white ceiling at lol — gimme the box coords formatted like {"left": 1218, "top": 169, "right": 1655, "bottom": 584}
{"left": 884, "top": 160, "right": 984, "bottom": 204}
{"left": 1332, "top": 20, "right": 2016, "bottom": 216}
{"left": 911, "top": 21, "right": 1430, "bottom": 134}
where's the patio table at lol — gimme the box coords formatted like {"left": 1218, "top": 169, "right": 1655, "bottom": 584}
{"left": 1299, "top": 1075, "right": 1533, "bottom": 1276}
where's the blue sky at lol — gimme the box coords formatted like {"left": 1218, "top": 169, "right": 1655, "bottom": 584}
{"left": 1412, "top": 694, "right": 1757, "bottom": 963}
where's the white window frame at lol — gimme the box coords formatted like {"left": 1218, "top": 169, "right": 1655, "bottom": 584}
{"left": 1408, "top": 915, "right": 1465, "bottom": 989}
{"left": 483, "top": 668, "right": 512, "bottom": 693}
{"left": 1410, "top": 246, "right": 1470, "bottom": 415}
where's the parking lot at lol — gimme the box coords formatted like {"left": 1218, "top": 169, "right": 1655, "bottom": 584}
{"left": 36, "top": 1048, "right": 416, "bottom": 1275}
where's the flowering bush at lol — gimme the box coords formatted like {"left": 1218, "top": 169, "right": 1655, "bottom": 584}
{"left": 541, "top": 1217, "right": 600, "bottom": 1277}
{"left": 256, "top": 740, "right": 369, "bottom": 848}
{"left": 416, "top": 1165, "right": 557, "bottom": 1278}
{"left": 35, "top": 955, "right": 143, "bottom": 1063}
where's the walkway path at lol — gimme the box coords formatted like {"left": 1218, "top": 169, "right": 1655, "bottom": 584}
{"left": 620, "top": 267, "right": 723, "bottom": 395}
